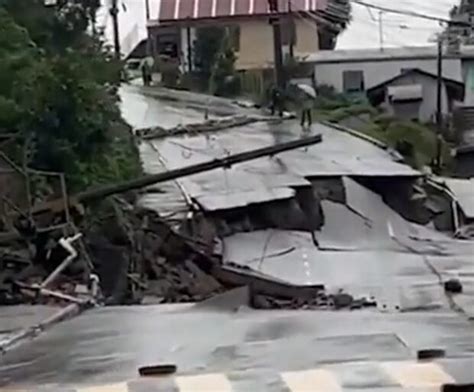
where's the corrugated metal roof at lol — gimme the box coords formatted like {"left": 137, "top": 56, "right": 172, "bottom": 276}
{"left": 157, "top": 0, "right": 327, "bottom": 22}
{"left": 306, "top": 45, "right": 474, "bottom": 64}
{"left": 387, "top": 84, "right": 423, "bottom": 102}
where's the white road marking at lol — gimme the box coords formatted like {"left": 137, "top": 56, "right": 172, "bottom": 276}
{"left": 76, "top": 382, "right": 129, "bottom": 392}
{"left": 282, "top": 369, "right": 342, "bottom": 391}
{"left": 381, "top": 361, "right": 456, "bottom": 388}
{"left": 175, "top": 373, "right": 233, "bottom": 391}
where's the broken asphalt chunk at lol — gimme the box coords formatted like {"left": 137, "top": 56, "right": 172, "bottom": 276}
{"left": 417, "top": 348, "right": 446, "bottom": 360}
{"left": 442, "top": 383, "right": 474, "bottom": 392}
{"left": 332, "top": 293, "right": 354, "bottom": 309}
{"left": 444, "top": 279, "right": 463, "bottom": 294}
{"left": 138, "top": 364, "right": 177, "bottom": 377}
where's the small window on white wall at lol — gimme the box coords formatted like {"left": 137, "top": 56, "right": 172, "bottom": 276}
{"left": 343, "top": 70, "right": 365, "bottom": 93}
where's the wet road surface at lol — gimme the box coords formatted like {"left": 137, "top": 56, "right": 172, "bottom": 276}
{"left": 0, "top": 305, "right": 473, "bottom": 390}
{"left": 0, "top": 306, "right": 59, "bottom": 344}
{"left": 0, "top": 86, "right": 472, "bottom": 391}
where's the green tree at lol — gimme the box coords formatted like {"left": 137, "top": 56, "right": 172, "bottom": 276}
{"left": 0, "top": 1, "right": 138, "bottom": 190}
{"left": 193, "top": 27, "right": 223, "bottom": 83}
{"left": 193, "top": 26, "right": 238, "bottom": 96}
{"left": 445, "top": 0, "right": 474, "bottom": 45}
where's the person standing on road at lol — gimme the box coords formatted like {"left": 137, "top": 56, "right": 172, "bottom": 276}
{"left": 141, "top": 61, "right": 150, "bottom": 86}
{"left": 296, "top": 84, "right": 316, "bottom": 129}
{"left": 300, "top": 98, "right": 313, "bottom": 128}
{"left": 270, "top": 86, "right": 284, "bottom": 117}
{"left": 141, "top": 57, "right": 154, "bottom": 87}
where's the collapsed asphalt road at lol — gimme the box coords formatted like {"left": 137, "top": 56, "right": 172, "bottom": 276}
{"left": 0, "top": 85, "right": 473, "bottom": 391}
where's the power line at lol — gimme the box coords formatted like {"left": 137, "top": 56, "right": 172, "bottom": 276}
{"left": 366, "top": 5, "right": 376, "bottom": 22}
{"left": 350, "top": 0, "right": 470, "bottom": 27}
{"left": 287, "top": 0, "right": 458, "bottom": 50}
{"left": 288, "top": 0, "right": 409, "bottom": 49}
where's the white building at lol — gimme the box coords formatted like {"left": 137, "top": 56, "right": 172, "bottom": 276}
{"left": 366, "top": 69, "right": 465, "bottom": 123}
{"left": 308, "top": 46, "right": 474, "bottom": 105}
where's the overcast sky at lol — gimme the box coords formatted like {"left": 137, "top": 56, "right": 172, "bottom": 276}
{"left": 337, "top": 0, "right": 458, "bottom": 49}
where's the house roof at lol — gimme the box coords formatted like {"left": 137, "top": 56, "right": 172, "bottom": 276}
{"left": 306, "top": 45, "right": 474, "bottom": 64}
{"left": 156, "top": 0, "right": 327, "bottom": 23}
{"left": 367, "top": 68, "right": 465, "bottom": 95}
{"left": 366, "top": 69, "right": 465, "bottom": 106}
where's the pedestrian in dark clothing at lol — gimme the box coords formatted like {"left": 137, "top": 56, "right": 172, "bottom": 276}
{"left": 300, "top": 100, "right": 313, "bottom": 128}
{"left": 270, "top": 87, "right": 284, "bottom": 117}
{"left": 141, "top": 62, "right": 151, "bottom": 86}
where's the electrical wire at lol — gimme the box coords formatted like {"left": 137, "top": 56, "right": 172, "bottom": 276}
{"left": 350, "top": 0, "right": 470, "bottom": 26}
{"left": 288, "top": 0, "right": 434, "bottom": 49}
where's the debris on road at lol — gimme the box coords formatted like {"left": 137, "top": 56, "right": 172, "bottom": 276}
{"left": 444, "top": 279, "right": 463, "bottom": 294}
{"left": 138, "top": 364, "right": 177, "bottom": 377}
{"left": 442, "top": 383, "right": 474, "bottom": 392}
{"left": 135, "top": 114, "right": 273, "bottom": 140}
{"left": 417, "top": 348, "right": 446, "bottom": 360}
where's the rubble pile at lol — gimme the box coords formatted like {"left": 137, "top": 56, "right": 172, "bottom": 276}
{"left": 1, "top": 197, "right": 382, "bottom": 312}
{"left": 0, "top": 201, "right": 225, "bottom": 306}
{"left": 252, "top": 290, "right": 378, "bottom": 311}
{"left": 74, "top": 199, "right": 226, "bottom": 304}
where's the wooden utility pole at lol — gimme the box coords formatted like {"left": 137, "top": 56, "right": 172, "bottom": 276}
{"left": 186, "top": 25, "right": 193, "bottom": 72}
{"left": 77, "top": 134, "right": 322, "bottom": 202}
{"left": 436, "top": 38, "right": 443, "bottom": 128}
{"left": 0, "top": 134, "right": 323, "bottom": 241}
{"left": 145, "top": 0, "right": 150, "bottom": 19}
{"left": 145, "top": 0, "right": 154, "bottom": 58}
{"left": 268, "top": 0, "right": 285, "bottom": 90}
{"left": 288, "top": 0, "right": 294, "bottom": 59}
{"left": 435, "top": 37, "right": 443, "bottom": 168}
{"left": 110, "top": 0, "right": 121, "bottom": 59}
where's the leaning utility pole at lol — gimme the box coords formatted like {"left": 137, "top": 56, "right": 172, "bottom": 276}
{"left": 145, "top": 0, "right": 154, "bottom": 58}
{"left": 0, "top": 134, "right": 323, "bottom": 244}
{"left": 288, "top": 0, "right": 295, "bottom": 59}
{"left": 145, "top": 0, "right": 150, "bottom": 19}
{"left": 435, "top": 37, "right": 443, "bottom": 168}
{"left": 110, "top": 0, "right": 121, "bottom": 59}
{"left": 268, "top": 0, "right": 285, "bottom": 90}
{"left": 436, "top": 38, "right": 443, "bottom": 129}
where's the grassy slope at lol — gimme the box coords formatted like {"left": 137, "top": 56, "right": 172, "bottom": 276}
{"left": 311, "top": 96, "right": 452, "bottom": 171}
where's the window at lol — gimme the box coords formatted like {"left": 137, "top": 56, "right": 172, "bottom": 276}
{"left": 343, "top": 70, "right": 365, "bottom": 93}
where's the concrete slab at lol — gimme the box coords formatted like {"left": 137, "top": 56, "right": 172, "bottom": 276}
{"left": 195, "top": 188, "right": 295, "bottom": 212}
